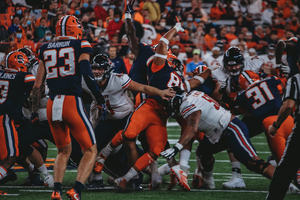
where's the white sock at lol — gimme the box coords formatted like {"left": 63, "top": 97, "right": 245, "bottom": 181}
{"left": 100, "top": 143, "right": 115, "bottom": 158}
{"left": 0, "top": 166, "right": 7, "bottom": 180}
{"left": 37, "top": 164, "right": 49, "bottom": 178}
{"left": 231, "top": 161, "right": 241, "bottom": 169}
{"left": 94, "top": 173, "right": 103, "bottom": 181}
{"left": 179, "top": 149, "right": 191, "bottom": 168}
{"left": 124, "top": 167, "right": 139, "bottom": 182}
{"left": 203, "top": 170, "right": 213, "bottom": 178}
{"left": 26, "top": 163, "right": 34, "bottom": 173}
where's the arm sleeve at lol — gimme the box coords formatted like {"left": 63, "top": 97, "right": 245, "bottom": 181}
{"left": 79, "top": 59, "right": 105, "bottom": 104}
{"left": 282, "top": 76, "right": 299, "bottom": 103}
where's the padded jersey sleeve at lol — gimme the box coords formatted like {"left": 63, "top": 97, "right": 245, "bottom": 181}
{"left": 80, "top": 40, "right": 93, "bottom": 54}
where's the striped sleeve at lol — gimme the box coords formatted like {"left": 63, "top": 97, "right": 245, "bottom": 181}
{"left": 282, "top": 75, "right": 299, "bottom": 103}
{"left": 81, "top": 40, "right": 93, "bottom": 54}
{"left": 24, "top": 74, "right": 35, "bottom": 83}
{"left": 121, "top": 74, "right": 132, "bottom": 89}
{"left": 181, "top": 104, "right": 197, "bottom": 119}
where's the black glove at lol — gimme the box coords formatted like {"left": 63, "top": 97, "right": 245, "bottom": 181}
{"left": 125, "top": 0, "right": 135, "bottom": 14}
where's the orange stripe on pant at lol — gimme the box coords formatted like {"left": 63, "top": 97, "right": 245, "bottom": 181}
{"left": 262, "top": 115, "right": 294, "bottom": 162}
{"left": 47, "top": 95, "right": 95, "bottom": 150}
{"left": 124, "top": 98, "right": 168, "bottom": 156}
{"left": 0, "top": 115, "right": 19, "bottom": 160}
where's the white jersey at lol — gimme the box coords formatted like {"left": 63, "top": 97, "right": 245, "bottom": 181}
{"left": 203, "top": 54, "right": 223, "bottom": 70}
{"left": 259, "top": 54, "right": 276, "bottom": 69}
{"left": 22, "top": 63, "right": 49, "bottom": 121}
{"left": 82, "top": 73, "right": 135, "bottom": 120}
{"left": 180, "top": 91, "right": 232, "bottom": 144}
{"left": 212, "top": 56, "right": 264, "bottom": 95}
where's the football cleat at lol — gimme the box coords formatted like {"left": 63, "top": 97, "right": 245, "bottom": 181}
{"left": 93, "top": 155, "right": 106, "bottom": 174}
{"left": 222, "top": 177, "right": 246, "bottom": 189}
{"left": 0, "top": 191, "right": 7, "bottom": 195}
{"left": 44, "top": 174, "right": 54, "bottom": 188}
{"left": 0, "top": 169, "right": 17, "bottom": 185}
{"left": 170, "top": 165, "right": 190, "bottom": 191}
{"left": 114, "top": 177, "right": 128, "bottom": 193}
{"left": 51, "top": 190, "right": 62, "bottom": 200}
{"left": 287, "top": 183, "right": 300, "bottom": 194}
{"left": 66, "top": 188, "right": 80, "bottom": 200}
{"left": 168, "top": 172, "right": 178, "bottom": 190}
{"left": 87, "top": 179, "right": 105, "bottom": 188}
{"left": 192, "top": 168, "right": 203, "bottom": 189}
{"left": 158, "top": 163, "right": 171, "bottom": 176}
{"left": 294, "top": 170, "right": 300, "bottom": 189}
{"left": 202, "top": 171, "right": 215, "bottom": 189}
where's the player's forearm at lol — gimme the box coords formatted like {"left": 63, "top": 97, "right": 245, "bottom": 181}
{"left": 178, "top": 126, "right": 198, "bottom": 148}
{"left": 274, "top": 100, "right": 294, "bottom": 127}
{"left": 275, "top": 41, "right": 285, "bottom": 64}
{"left": 189, "top": 69, "right": 211, "bottom": 89}
{"left": 32, "top": 85, "right": 43, "bottom": 113}
{"left": 125, "top": 18, "right": 139, "bottom": 56}
{"left": 143, "top": 85, "right": 163, "bottom": 97}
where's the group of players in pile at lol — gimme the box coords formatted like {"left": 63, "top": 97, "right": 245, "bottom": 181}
{"left": 0, "top": 0, "right": 300, "bottom": 200}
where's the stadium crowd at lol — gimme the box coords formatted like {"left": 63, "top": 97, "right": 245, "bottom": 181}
{"left": 1, "top": 0, "right": 300, "bottom": 200}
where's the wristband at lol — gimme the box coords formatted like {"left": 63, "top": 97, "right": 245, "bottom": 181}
{"left": 273, "top": 121, "right": 280, "bottom": 129}
{"left": 276, "top": 64, "right": 281, "bottom": 69}
{"left": 185, "top": 80, "right": 191, "bottom": 93}
{"left": 174, "top": 143, "right": 183, "bottom": 151}
{"left": 154, "top": 53, "right": 167, "bottom": 59}
{"left": 160, "top": 37, "right": 169, "bottom": 45}
{"left": 278, "top": 40, "right": 286, "bottom": 49}
{"left": 193, "top": 76, "right": 205, "bottom": 84}
{"left": 125, "top": 13, "right": 131, "bottom": 19}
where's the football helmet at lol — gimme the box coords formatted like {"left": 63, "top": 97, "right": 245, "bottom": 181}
{"left": 5, "top": 51, "right": 29, "bottom": 72}
{"left": 223, "top": 46, "right": 244, "bottom": 76}
{"left": 56, "top": 15, "right": 83, "bottom": 40}
{"left": 17, "top": 47, "right": 38, "bottom": 70}
{"left": 193, "top": 64, "right": 209, "bottom": 76}
{"left": 91, "top": 54, "right": 114, "bottom": 81}
{"left": 165, "top": 94, "right": 184, "bottom": 117}
{"left": 167, "top": 53, "right": 183, "bottom": 77}
{"left": 238, "top": 70, "right": 260, "bottom": 90}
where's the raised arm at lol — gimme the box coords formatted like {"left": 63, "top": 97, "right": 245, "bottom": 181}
{"left": 32, "top": 60, "right": 46, "bottom": 113}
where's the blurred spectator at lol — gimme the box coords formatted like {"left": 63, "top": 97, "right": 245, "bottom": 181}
{"left": 248, "top": 48, "right": 257, "bottom": 57}
{"left": 74, "top": 7, "right": 82, "bottom": 20}
{"left": 262, "top": 3, "right": 274, "bottom": 25}
{"left": 68, "top": 1, "right": 77, "bottom": 15}
{"left": 272, "top": 18, "right": 285, "bottom": 38}
{"left": 183, "top": 14, "right": 197, "bottom": 33}
{"left": 245, "top": 32, "right": 258, "bottom": 50}
{"left": 192, "top": 26, "right": 206, "bottom": 50}
{"left": 123, "top": 51, "right": 135, "bottom": 74}
{"left": 198, "top": 0, "right": 208, "bottom": 22}
{"left": 186, "top": 49, "right": 203, "bottom": 77}
{"left": 206, "top": 17, "right": 220, "bottom": 34}
{"left": 234, "top": 15, "right": 245, "bottom": 35}
{"left": 267, "top": 30, "right": 278, "bottom": 44}
{"left": 59, "top": 4, "right": 68, "bottom": 16}
{"left": 23, "top": 29, "right": 35, "bottom": 52}
{"left": 81, "top": 14, "right": 94, "bottom": 42}
{"left": 34, "top": 18, "right": 50, "bottom": 40}
{"left": 290, "top": 16, "right": 300, "bottom": 32}
{"left": 155, "top": 18, "right": 168, "bottom": 35}
{"left": 0, "top": 24, "right": 8, "bottom": 42}
{"left": 20, "top": 17, "right": 31, "bottom": 38}
{"left": 94, "top": 19, "right": 106, "bottom": 37}
{"left": 13, "top": 29, "right": 25, "bottom": 50}
{"left": 253, "top": 25, "right": 268, "bottom": 47}
{"left": 143, "top": 0, "right": 161, "bottom": 24}
{"left": 108, "top": 45, "right": 127, "bottom": 74}
{"left": 230, "top": 32, "right": 247, "bottom": 52}
{"left": 81, "top": 0, "right": 94, "bottom": 15}
{"left": 224, "top": 0, "right": 235, "bottom": 19}
{"left": 141, "top": 15, "right": 157, "bottom": 45}
{"left": 49, "top": 0, "right": 58, "bottom": 14}
{"left": 169, "top": 5, "right": 184, "bottom": 25}
{"left": 161, "top": 2, "right": 172, "bottom": 22}
{"left": 225, "top": 25, "right": 237, "bottom": 44}
{"left": 184, "top": 0, "right": 202, "bottom": 19}
{"left": 94, "top": 0, "right": 108, "bottom": 22}
{"left": 106, "top": 9, "right": 123, "bottom": 40}
{"left": 171, "top": 44, "right": 187, "bottom": 64}
{"left": 204, "top": 28, "right": 217, "bottom": 50}
{"left": 106, "top": 8, "right": 114, "bottom": 26}
{"left": 180, "top": 30, "right": 195, "bottom": 58}
{"left": 38, "top": 30, "right": 53, "bottom": 43}
{"left": 203, "top": 46, "right": 222, "bottom": 70}
{"left": 35, "top": 9, "right": 50, "bottom": 27}
{"left": 210, "top": 0, "right": 226, "bottom": 20}
{"left": 217, "top": 25, "right": 228, "bottom": 46}
{"left": 277, "top": 0, "right": 294, "bottom": 19}
{"left": 241, "top": 27, "right": 249, "bottom": 36}
{"left": 244, "top": 13, "right": 255, "bottom": 33}
{"left": 8, "top": 16, "right": 21, "bottom": 36}
{"left": 15, "top": 5, "right": 24, "bottom": 20}
{"left": 285, "top": 30, "right": 294, "bottom": 40}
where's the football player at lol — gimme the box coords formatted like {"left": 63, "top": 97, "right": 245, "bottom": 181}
{"left": 93, "top": 19, "right": 211, "bottom": 191}
{"left": 32, "top": 15, "right": 105, "bottom": 200}
{"left": 0, "top": 51, "right": 35, "bottom": 194}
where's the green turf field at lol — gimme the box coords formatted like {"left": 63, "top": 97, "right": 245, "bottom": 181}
{"left": 0, "top": 122, "right": 299, "bottom": 199}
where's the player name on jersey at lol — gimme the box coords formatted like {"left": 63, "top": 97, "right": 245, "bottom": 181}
{"left": 0, "top": 72, "right": 16, "bottom": 79}
{"left": 47, "top": 41, "right": 71, "bottom": 49}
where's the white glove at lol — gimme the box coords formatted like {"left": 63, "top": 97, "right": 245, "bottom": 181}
{"left": 160, "top": 143, "right": 183, "bottom": 160}
{"left": 174, "top": 22, "right": 185, "bottom": 33}
{"left": 276, "top": 64, "right": 290, "bottom": 76}
{"left": 219, "top": 78, "right": 228, "bottom": 95}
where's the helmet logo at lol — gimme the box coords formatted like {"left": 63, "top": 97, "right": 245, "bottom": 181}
{"left": 16, "top": 54, "right": 24, "bottom": 64}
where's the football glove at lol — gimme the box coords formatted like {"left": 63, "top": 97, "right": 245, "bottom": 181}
{"left": 219, "top": 78, "right": 228, "bottom": 95}
{"left": 174, "top": 22, "right": 185, "bottom": 33}
{"left": 125, "top": 0, "right": 135, "bottom": 14}
{"left": 30, "top": 113, "right": 39, "bottom": 124}
{"left": 160, "top": 143, "right": 183, "bottom": 160}
{"left": 276, "top": 64, "right": 290, "bottom": 77}
{"left": 98, "top": 103, "right": 107, "bottom": 121}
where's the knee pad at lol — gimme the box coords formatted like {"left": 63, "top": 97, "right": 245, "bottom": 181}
{"left": 124, "top": 131, "right": 138, "bottom": 141}
{"left": 246, "top": 159, "right": 270, "bottom": 174}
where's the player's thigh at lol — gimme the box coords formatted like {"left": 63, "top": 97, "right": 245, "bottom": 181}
{"left": 196, "top": 134, "right": 228, "bottom": 157}
{"left": 242, "top": 115, "right": 263, "bottom": 138}
{"left": 62, "top": 96, "right": 96, "bottom": 150}
{"left": 145, "top": 124, "right": 168, "bottom": 157}
{"left": 0, "top": 115, "right": 19, "bottom": 160}
{"left": 47, "top": 98, "right": 71, "bottom": 148}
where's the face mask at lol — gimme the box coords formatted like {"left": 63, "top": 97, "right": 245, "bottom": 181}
{"left": 17, "top": 10, "right": 22, "bottom": 15}
{"left": 292, "top": 20, "right": 297, "bottom": 25}
{"left": 26, "top": 34, "right": 31, "bottom": 40}
{"left": 110, "top": 5, "right": 115, "bottom": 9}
{"left": 16, "top": 33, "right": 22, "bottom": 39}
{"left": 144, "top": 19, "right": 150, "bottom": 24}
{"left": 83, "top": 3, "right": 88, "bottom": 8}
{"left": 166, "top": 7, "right": 171, "bottom": 11}
{"left": 160, "top": 22, "right": 166, "bottom": 27}
{"left": 267, "top": 9, "right": 272, "bottom": 12}
{"left": 27, "top": 20, "right": 31, "bottom": 25}
{"left": 45, "top": 36, "right": 51, "bottom": 41}
{"left": 187, "top": 18, "right": 193, "bottom": 21}
{"left": 75, "top": 10, "right": 80, "bottom": 15}
{"left": 268, "top": 52, "right": 275, "bottom": 56}
{"left": 114, "top": 18, "right": 119, "bottom": 23}
{"left": 14, "top": 24, "right": 19, "bottom": 27}
{"left": 212, "top": 22, "right": 217, "bottom": 26}
{"left": 98, "top": 2, "right": 102, "bottom": 6}
{"left": 195, "top": 18, "right": 201, "bottom": 23}
{"left": 22, "top": 24, "right": 27, "bottom": 27}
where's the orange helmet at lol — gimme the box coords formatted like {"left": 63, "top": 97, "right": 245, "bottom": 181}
{"left": 193, "top": 65, "right": 209, "bottom": 75}
{"left": 56, "top": 15, "right": 83, "bottom": 40}
{"left": 5, "top": 51, "right": 29, "bottom": 72}
{"left": 239, "top": 70, "right": 260, "bottom": 90}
